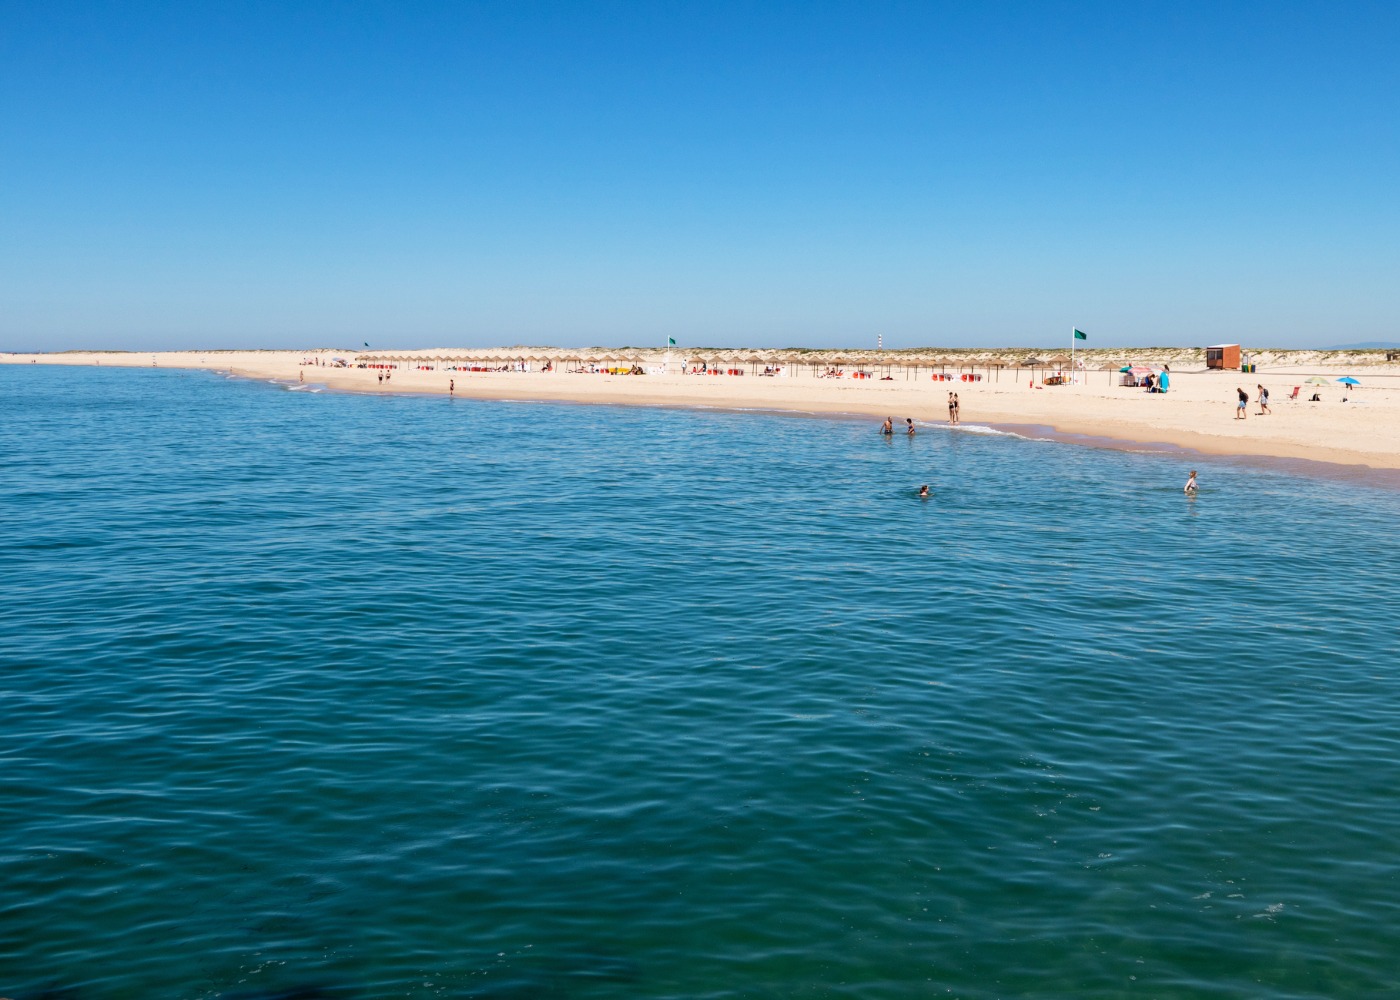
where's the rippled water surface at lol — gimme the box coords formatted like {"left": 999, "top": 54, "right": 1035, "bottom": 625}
{"left": 4, "top": 366, "right": 1400, "bottom": 999}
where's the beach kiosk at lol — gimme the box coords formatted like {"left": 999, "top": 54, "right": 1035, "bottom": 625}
{"left": 1206, "top": 344, "right": 1241, "bottom": 370}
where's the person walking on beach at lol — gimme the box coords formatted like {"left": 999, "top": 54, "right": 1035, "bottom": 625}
{"left": 906, "top": 418, "right": 915, "bottom": 436}
{"left": 1236, "top": 387, "right": 1248, "bottom": 419}
{"left": 1257, "top": 384, "right": 1270, "bottom": 415}
{"left": 378, "top": 372, "right": 383, "bottom": 385}
{"left": 881, "top": 417, "right": 893, "bottom": 435}
{"left": 1184, "top": 470, "right": 1199, "bottom": 495}
{"left": 449, "top": 379, "right": 455, "bottom": 397}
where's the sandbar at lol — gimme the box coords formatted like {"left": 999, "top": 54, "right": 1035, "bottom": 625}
{"left": 7, "top": 347, "right": 1400, "bottom": 472}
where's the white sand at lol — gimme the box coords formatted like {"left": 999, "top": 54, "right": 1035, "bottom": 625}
{"left": 8, "top": 347, "right": 1400, "bottom": 470}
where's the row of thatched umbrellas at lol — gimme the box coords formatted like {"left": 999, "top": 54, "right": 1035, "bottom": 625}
{"left": 351, "top": 352, "right": 1131, "bottom": 373}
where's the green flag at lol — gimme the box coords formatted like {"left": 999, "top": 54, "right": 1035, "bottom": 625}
{"left": 668, "top": 337, "right": 676, "bottom": 346}
{"left": 1073, "top": 329, "right": 1087, "bottom": 341}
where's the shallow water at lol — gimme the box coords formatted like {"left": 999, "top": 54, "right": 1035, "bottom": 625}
{"left": 3, "top": 366, "right": 1399, "bottom": 999}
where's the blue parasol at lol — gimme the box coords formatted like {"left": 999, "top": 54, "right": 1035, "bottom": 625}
{"left": 1337, "top": 377, "right": 1360, "bottom": 385}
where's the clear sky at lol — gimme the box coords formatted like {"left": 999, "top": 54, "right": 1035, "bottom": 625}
{"left": 3, "top": 0, "right": 1397, "bottom": 351}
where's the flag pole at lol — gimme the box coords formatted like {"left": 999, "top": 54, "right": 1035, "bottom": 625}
{"left": 1070, "top": 326, "right": 1075, "bottom": 383}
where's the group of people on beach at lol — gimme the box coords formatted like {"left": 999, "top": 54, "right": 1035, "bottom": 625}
{"left": 880, "top": 394, "right": 961, "bottom": 439}
{"left": 1236, "top": 384, "right": 1270, "bottom": 418}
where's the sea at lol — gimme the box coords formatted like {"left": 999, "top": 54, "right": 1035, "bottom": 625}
{"left": 3, "top": 365, "right": 1399, "bottom": 1000}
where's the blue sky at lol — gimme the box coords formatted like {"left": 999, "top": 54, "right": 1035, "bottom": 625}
{"left": 2, "top": 0, "right": 1397, "bottom": 350}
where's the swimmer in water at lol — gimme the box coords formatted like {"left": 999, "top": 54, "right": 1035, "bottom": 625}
{"left": 1184, "top": 470, "right": 1198, "bottom": 495}
{"left": 918, "top": 484, "right": 930, "bottom": 498}
{"left": 881, "top": 417, "right": 893, "bottom": 435}
{"left": 906, "top": 418, "right": 915, "bottom": 435}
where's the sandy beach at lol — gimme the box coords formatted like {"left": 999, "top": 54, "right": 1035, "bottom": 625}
{"left": 8, "top": 347, "right": 1400, "bottom": 471}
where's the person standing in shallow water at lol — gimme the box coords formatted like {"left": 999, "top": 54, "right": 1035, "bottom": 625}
{"left": 906, "top": 418, "right": 915, "bottom": 436}
{"left": 881, "top": 417, "right": 893, "bottom": 435}
{"left": 1184, "top": 470, "right": 1198, "bottom": 495}
{"left": 449, "top": 379, "right": 455, "bottom": 397}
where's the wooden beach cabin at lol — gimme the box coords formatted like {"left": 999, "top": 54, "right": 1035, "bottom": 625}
{"left": 1206, "top": 344, "right": 1241, "bottom": 370}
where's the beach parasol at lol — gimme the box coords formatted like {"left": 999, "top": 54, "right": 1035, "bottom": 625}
{"left": 1305, "top": 376, "right": 1329, "bottom": 385}
{"left": 1337, "top": 377, "right": 1360, "bottom": 385}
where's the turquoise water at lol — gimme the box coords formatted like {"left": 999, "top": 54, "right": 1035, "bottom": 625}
{"left": 3, "top": 366, "right": 1399, "bottom": 1000}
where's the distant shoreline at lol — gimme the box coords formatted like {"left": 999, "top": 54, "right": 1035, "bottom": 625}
{"left": 8, "top": 348, "right": 1400, "bottom": 473}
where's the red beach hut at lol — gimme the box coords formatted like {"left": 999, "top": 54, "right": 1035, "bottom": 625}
{"left": 1206, "top": 344, "right": 1241, "bottom": 370}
